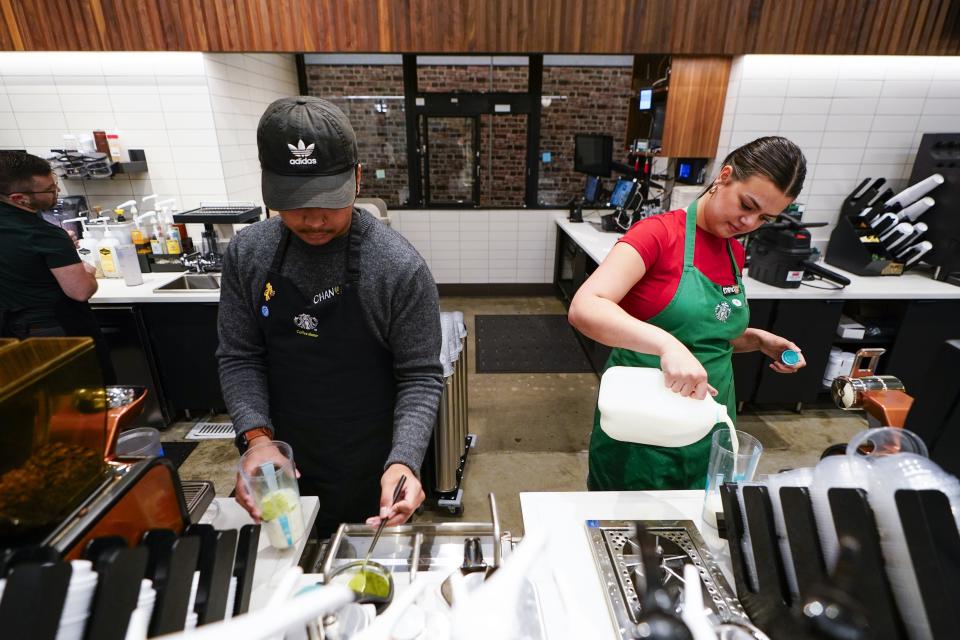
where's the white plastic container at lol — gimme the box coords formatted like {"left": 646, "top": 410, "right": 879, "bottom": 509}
{"left": 115, "top": 244, "right": 144, "bottom": 286}
{"left": 598, "top": 366, "right": 731, "bottom": 447}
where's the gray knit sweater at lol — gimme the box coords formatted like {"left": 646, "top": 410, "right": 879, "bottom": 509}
{"left": 216, "top": 209, "right": 442, "bottom": 474}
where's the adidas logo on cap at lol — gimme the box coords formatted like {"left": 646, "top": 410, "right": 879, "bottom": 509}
{"left": 287, "top": 139, "right": 317, "bottom": 165}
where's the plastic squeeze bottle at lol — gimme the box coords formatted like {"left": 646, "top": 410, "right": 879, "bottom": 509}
{"left": 97, "top": 226, "right": 123, "bottom": 279}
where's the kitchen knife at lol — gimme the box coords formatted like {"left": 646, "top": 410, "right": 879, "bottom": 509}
{"left": 900, "top": 240, "right": 933, "bottom": 269}
{"left": 894, "top": 223, "right": 928, "bottom": 257}
{"left": 881, "top": 222, "right": 914, "bottom": 250}
{"left": 900, "top": 196, "right": 935, "bottom": 223}
{"left": 884, "top": 173, "right": 945, "bottom": 209}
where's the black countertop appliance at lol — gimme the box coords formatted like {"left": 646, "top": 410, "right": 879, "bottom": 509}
{"left": 747, "top": 214, "right": 851, "bottom": 289}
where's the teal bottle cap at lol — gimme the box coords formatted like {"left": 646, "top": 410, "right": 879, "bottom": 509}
{"left": 780, "top": 349, "right": 800, "bottom": 366}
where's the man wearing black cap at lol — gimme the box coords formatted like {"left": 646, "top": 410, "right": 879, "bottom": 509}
{"left": 217, "top": 97, "right": 443, "bottom": 536}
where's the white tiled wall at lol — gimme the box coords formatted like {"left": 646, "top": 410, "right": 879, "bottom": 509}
{"left": 390, "top": 209, "right": 559, "bottom": 284}
{"left": 204, "top": 54, "right": 299, "bottom": 204}
{"left": 0, "top": 52, "right": 298, "bottom": 218}
{"left": 716, "top": 55, "right": 960, "bottom": 242}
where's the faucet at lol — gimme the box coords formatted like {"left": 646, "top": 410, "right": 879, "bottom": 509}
{"left": 180, "top": 251, "right": 221, "bottom": 274}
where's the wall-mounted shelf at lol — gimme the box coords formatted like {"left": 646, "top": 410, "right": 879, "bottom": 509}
{"left": 61, "top": 161, "right": 149, "bottom": 180}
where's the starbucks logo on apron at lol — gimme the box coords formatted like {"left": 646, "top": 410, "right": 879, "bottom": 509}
{"left": 714, "top": 301, "right": 731, "bottom": 323}
{"left": 294, "top": 313, "right": 319, "bottom": 331}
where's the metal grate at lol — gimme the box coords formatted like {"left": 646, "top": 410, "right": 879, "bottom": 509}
{"left": 181, "top": 480, "right": 215, "bottom": 523}
{"left": 185, "top": 421, "right": 235, "bottom": 440}
{"left": 586, "top": 520, "right": 750, "bottom": 639}
{"left": 173, "top": 204, "right": 262, "bottom": 225}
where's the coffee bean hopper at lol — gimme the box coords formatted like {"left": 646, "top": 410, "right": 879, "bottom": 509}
{"left": 0, "top": 337, "right": 193, "bottom": 559}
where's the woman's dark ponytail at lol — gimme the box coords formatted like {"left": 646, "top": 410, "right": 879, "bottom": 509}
{"left": 703, "top": 136, "right": 807, "bottom": 198}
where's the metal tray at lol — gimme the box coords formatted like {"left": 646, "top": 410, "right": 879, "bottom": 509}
{"left": 173, "top": 205, "right": 262, "bottom": 225}
{"left": 321, "top": 521, "right": 511, "bottom": 582}
{"left": 586, "top": 519, "right": 750, "bottom": 639}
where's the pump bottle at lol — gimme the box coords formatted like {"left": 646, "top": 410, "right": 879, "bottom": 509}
{"left": 97, "top": 226, "right": 123, "bottom": 279}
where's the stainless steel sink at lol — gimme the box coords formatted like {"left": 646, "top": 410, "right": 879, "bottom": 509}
{"left": 154, "top": 274, "right": 221, "bottom": 292}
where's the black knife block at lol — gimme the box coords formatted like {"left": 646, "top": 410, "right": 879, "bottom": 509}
{"left": 721, "top": 482, "right": 960, "bottom": 640}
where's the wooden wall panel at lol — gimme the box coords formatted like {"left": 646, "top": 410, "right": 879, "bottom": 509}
{"left": 0, "top": 0, "right": 958, "bottom": 54}
{"left": 661, "top": 57, "right": 731, "bottom": 158}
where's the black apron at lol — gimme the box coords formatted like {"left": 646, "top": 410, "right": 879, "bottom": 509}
{"left": 258, "top": 222, "right": 396, "bottom": 538}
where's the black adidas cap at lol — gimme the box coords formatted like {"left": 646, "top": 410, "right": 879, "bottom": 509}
{"left": 257, "top": 96, "right": 359, "bottom": 210}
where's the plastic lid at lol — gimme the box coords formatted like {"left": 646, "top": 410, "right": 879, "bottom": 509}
{"left": 780, "top": 349, "right": 800, "bottom": 366}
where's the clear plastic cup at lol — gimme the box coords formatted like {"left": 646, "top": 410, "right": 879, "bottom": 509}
{"left": 702, "top": 429, "right": 763, "bottom": 528}
{"left": 845, "top": 426, "right": 929, "bottom": 459}
{"left": 238, "top": 440, "right": 305, "bottom": 549}
{"left": 117, "top": 427, "right": 163, "bottom": 458}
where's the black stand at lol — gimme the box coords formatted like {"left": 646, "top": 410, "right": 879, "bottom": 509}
{"left": 722, "top": 482, "right": 958, "bottom": 640}
{"left": 825, "top": 215, "right": 904, "bottom": 276}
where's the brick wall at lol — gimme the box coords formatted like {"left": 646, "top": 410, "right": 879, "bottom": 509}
{"left": 539, "top": 66, "right": 634, "bottom": 205}
{"left": 305, "top": 64, "right": 409, "bottom": 207}
{"left": 304, "top": 63, "right": 632, "bottom": 208}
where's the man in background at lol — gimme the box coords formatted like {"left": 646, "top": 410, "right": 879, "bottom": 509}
{"left": 0, "top": 151, "right": 113, "bottom": 381}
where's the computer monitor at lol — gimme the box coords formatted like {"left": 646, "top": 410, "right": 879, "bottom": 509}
{"left": 574, "top": 134, "right": 613, "bottom": 177}
{"left": 638, "top": 87, "right": 653, "bottom": 111}
{"left": 584, "top": 176, "right": 601, "bottom": 204}
{"left": 609, "top": 178, "right": 637, "bottom": 209}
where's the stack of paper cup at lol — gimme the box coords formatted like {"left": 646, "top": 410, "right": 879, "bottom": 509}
{"left": 822, "top": 348, "right": 856, "bottom": 387}
{"left": 809, "top": 455, "right": 870, "bottom": 572}
{"left": 224, "top": 576, "right": 237, "bottom": 620}
{"left": 735, "top": 482, "right": 761, "bottom": 591}
{"left": 764, "top": 468, "right": 815, "bottom": 598}
{"left": 183, "top": 571, "right": 200, "bottom": 630}
{"left": 124, "top": 579, "right": 157, "bottom": 640}
{"left": 56, "top": 560, "right": 99, "bottom": 640}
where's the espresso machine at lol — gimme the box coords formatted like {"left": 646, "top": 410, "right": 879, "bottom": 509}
{"left": 0, "top": 338, "right": 257, "bottom": 638}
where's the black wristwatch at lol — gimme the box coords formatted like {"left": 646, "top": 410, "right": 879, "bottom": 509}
{"left": 235, "top": 427, "right": 274, "bottom": 454}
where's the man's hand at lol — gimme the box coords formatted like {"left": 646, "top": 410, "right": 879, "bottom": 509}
{"left": 234, "top": 434, "right": 299, "bottom": 522}
{"left": 82, "top": 261, "right": 97, "bottom": 275}
{"left": 366, "top": 464, "right": 425, "bottom": 527}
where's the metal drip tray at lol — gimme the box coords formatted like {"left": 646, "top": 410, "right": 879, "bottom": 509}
{"left": 586, "top": 520, "right": 750, "bottom": 639}
{"left": 181, "top": 480, "right": 215, "bottom": 523}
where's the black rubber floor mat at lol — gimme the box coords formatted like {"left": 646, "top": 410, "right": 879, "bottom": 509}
{"left": 161, "top": 441, "right": 199, "bottom": 470}
{"left": 475, "top": 314, "right": 593, "bottom": 373}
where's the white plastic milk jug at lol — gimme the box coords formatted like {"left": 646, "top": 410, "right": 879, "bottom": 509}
{"left": 598, "top": 366, "right": 735, "bottom": 448}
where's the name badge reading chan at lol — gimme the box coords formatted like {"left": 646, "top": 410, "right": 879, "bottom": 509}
{"left": 722, "top": 284, "right": 740, "bottom": 296}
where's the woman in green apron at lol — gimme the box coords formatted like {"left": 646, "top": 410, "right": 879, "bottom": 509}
{"left": 569, "top": 137, "right": 809, "bottom": 490}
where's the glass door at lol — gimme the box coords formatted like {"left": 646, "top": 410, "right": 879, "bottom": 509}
{"left": 421, "top": 116, "right": 480, "bottom": 206}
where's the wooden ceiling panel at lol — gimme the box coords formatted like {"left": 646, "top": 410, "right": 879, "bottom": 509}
{"left": 1, "top": 0, "right": 957, "bottom": 54}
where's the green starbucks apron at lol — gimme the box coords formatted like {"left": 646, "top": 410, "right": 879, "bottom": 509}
{"left": 587, "top": 199, "right": 750, "bottom": 491}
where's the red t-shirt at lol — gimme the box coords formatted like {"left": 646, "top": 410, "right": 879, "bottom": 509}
{"left": 617, "top": 209, "right": 746, "bottom": 320}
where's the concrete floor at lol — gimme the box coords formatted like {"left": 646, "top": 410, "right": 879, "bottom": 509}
{"left": 168, "top": 295, "right": 868, "bottom": 539}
